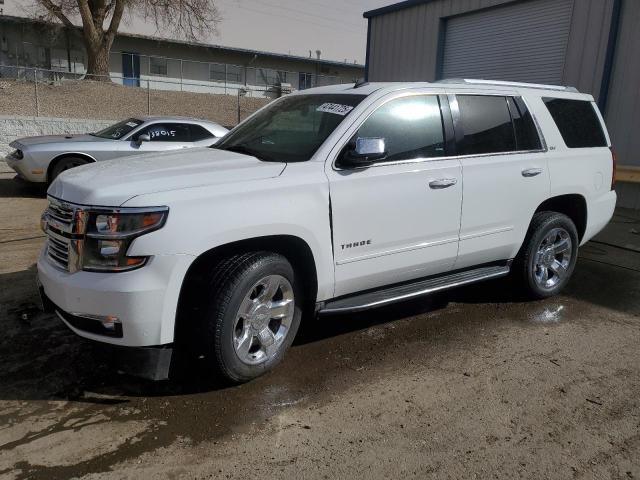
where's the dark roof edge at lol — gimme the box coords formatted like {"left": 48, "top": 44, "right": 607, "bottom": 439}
{"left": 364, "top": 0, "right": 433, "bottom": 18}
{"left": 0, "top": 14, "right": 364, "bottom": 69}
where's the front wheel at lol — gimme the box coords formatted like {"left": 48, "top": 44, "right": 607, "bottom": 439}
{"left": 49, "top": 157, "right": 90, "bottom": 183}
{"left": 515, "top": 212, "right": 579, "bottom": 299}
{"left": 198, "top": 252, "right": 302, "bottom": 383}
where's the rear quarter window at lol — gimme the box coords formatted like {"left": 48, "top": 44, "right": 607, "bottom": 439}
{"left": 542, "top": 98, "right": 607, "bottom": 148}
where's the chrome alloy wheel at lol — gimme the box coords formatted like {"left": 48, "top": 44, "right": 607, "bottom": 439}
{"left": 533, "top": 227, "right": 572, "bottom": 290}
{"left": 232, "top": 275, "right": 295, "bottom": 365}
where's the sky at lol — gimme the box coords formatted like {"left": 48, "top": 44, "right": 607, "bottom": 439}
{"left": 2, "top": 0, "right": 393, "bottom": 64}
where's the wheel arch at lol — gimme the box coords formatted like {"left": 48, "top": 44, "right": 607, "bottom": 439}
{"left": 174, "top": 235, "right": 319, "bottom": 344}
{"left": 534, "top": 194, "right": 587, "bottom": 242}
{"left": 47, "top": 152, "right": 97, "bottom": 182}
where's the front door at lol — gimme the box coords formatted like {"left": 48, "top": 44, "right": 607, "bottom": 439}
{"left": 327, "top": 93, "right": 463, "bottom": 297}
{"left": 122, "top": 52, "right": 140, "bottom": 87}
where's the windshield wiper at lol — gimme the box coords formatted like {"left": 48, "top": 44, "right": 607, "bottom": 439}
{"left": 217, "top": 144, "right": 277, "bottom": 162}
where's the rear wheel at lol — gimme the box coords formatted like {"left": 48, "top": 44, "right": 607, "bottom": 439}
{"left": 196, "top": 252, "right": 302, "bottom": 383}
{"left": 515, "top": 212, "right": 579, "bottom": 299}
{"left": 50, "top": 157, "right": 90, "bottom": 183}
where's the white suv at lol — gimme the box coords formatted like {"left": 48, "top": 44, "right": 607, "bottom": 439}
{"left": 37, "top": 80, "right": 617, "bottom": 382}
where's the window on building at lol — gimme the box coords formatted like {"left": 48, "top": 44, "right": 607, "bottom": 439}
{"left": 507, "top": 97, "right": 542, "bottom": 151}
{"left": 209, "top": 63, "right": 242, "bottom": 83}
{"left": 227, "top": 65, "right": 242, "bottom": 83}
{"left": 299, "top": 73, "right": 314, "bottom": 90}
{"left": 149, "top": 57, "right": 168, "bottom": 76}
{"left": 258, "top": 68, "right": 288, "bottom": 86}
{"left": 456, "top": 95, "right": 516, "bottom": 155}
{"left": 355, "top": 95, "right": 445, "bottom": 162}
{"left": 542, "top": 98, "right": 607, "bottom": 148}
{"left": 209, "top": 63, "right": 226, "bottom": 82}
{"left": 135, "top": 123, "right": 191, "bottom": 142}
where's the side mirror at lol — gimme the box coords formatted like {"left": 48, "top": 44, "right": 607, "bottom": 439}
{"left": 136, "top": 133, "right": 151, "bottom": 145}
{"left": 338, "top": 137, "right": 387, "bottom": 168}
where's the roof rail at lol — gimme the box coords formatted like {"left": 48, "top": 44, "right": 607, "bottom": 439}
{"left": 435, "top": 78, "right": 578, "bottom": 93}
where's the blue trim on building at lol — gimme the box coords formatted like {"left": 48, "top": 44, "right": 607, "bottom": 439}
{"left": 598, "top": 0, "right": 622, "bottom": 112}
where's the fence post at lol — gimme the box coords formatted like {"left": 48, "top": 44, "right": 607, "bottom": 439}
{"left": 34, "top": 67, "right": 40, "bottom": 117}
{"left": 237, "top": 89, "right": 240, "bottom": 124}
{"left": 147, "top": 79, "right": 151, "bottom": 115}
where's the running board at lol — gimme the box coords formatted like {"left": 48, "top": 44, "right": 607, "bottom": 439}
{"left": 319, "top": 264, "right": 510, "bottom": 315}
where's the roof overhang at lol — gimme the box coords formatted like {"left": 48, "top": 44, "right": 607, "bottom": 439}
{"left": 364, "top": 0, "right": 434, "bottom": 19}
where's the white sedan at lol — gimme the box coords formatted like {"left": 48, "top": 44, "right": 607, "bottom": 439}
{"left": 5, "top": 116, "right": 229, "bottom": 183}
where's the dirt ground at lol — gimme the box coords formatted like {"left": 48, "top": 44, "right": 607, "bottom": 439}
{"left": 0, "top": 161, "right": 639, "bottom": 480}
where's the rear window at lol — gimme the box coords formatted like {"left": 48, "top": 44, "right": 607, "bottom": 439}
{"left": 508, "top": 97, "right": 542, "bottom": 151}
{"left": 542, "top": 98, "right": 607, "bottom": 148}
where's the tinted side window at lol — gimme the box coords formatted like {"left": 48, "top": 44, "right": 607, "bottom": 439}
{"left": 142, "top": 123, "right": 191, "bottom": 142}
{"left": 356, "top": 95, "right": 445, "bottom": 162}
{"left": 508, "top": 97, "right": 542, "bottom": 151}
{"left": 189, "top": 125, "right": 215, "bottom": 141}
{"left": 457, "top": 95, "right": 515, "bottom": 155}
{"left": 542, "top": 98, "right": 607, "bottom": 148}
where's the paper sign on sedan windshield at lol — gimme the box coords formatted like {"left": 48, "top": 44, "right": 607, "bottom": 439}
{"left": 316, "top": 103, "right": 354, "bottom": 116}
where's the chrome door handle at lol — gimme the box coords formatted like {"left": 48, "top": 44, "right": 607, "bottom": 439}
{"left": 522, "top": 168, "right": 543, "bottom": 177}
{"left": 429, "top": 178, "right": 458, "bottom": 189}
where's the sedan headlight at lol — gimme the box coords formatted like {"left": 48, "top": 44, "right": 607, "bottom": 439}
{"left": 82, "top": 208, "right": 168, "bottom": 272}
{"left": 10, "top": 149, "right": 23, "bottom": 160}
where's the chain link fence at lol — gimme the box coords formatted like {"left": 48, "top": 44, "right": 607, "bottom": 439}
{"left": 0, "top": 65, "right": 274, "bottom": 126}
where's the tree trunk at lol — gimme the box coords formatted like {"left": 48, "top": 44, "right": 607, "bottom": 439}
{"left": 85, "top": 43, "right": 111, "bottom": 81}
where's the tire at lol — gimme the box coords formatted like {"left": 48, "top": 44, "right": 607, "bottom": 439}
{"left": 49, "top": 157, "right": 90, "bottom": 183}
{"left": 514, "top": 211, "right": 579, "bottom": 299}
{"left": 196, "top": 252, "right": 303, "bottom": 383}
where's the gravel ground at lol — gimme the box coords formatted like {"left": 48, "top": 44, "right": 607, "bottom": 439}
{"left": 0, "top": 80, "right": 270, "bottom": 126}
{"left": 0, "top": 164, "right": 639, "bottom": 479}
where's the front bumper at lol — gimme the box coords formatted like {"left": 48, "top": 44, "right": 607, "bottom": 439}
{"left": 37, "top": 247, "right": 195, "bottom": 347}
{"left": 5, "top": 154, "right": 47, "bottom": 183}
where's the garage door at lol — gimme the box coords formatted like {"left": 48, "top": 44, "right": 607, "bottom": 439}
{"left": 440, "top": 0, "right": 573, "bottom": 85}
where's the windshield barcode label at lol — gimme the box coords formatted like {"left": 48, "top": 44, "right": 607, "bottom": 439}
{"left": 316, "top": 103, "right": 354, "bottom": 116}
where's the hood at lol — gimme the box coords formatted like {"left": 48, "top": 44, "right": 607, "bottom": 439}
{"left": 11, "top": 134, "right": 112, "bottom": 148}
{"left": 47, "top": 147, "right": 286, "bottom": 206}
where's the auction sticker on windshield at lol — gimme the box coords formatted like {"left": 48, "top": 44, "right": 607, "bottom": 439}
{"left": 316, "top": 103, "right": 354, "bottom": 116}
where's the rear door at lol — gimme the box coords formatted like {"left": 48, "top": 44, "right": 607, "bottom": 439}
{"left": 326, "top": 91, "right": 463, "bottom": 297}
{"left": 451, "top": 93, "right": 550, "bottom": 269}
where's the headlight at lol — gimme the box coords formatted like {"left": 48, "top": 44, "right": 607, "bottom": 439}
{"left": 10, "top": 149, "right": 23, "bottom": 160}
{"left": 82, "top": 208, "right": 168, "bottom": 272}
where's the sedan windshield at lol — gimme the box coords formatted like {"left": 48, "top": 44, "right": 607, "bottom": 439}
{"left": 215, "top": 94, "right": 365, "bottom": 162}
{"left": 92, "top": 118, "right": 144, "bottom": 139}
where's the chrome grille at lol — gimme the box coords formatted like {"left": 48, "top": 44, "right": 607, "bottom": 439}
{"left": 47, "top": 199, "right": 74, "bottom": 229}
{"left": 43, "top": 197, "right": 80, "bottom": 272}
{"left": 46, "top": 229, "right": 71, "bottom": 270}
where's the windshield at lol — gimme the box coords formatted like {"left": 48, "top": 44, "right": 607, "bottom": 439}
{"left": 92, "top": 118, "right": 144, "bottom": 139}
{"left": 215, "top": 94, "right": 365, "bottom": 162}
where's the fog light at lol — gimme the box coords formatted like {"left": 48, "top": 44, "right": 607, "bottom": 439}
{"left": 101, "top": 315, "right": 121, "bottom": 331}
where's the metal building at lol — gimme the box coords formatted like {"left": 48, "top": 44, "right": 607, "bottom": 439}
{"left": 364, "top": 0, "right": 640, "bottom": 208}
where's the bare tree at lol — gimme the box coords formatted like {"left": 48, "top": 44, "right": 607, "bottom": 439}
{"left": 34, "top": 0, "right": 220, "bottom": 80}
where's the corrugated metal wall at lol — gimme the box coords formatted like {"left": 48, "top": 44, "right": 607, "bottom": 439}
{"left": 367, "top": 0, "right": 511, "bottom": 83}
{"left": 440, "top": 0, "right": 573, "bottom": 84}
{"left": 366, "top": 0, "right": 614, "bottom": 102}
{"left": 604, "top": 0, "right": 640, "bottom": 208}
